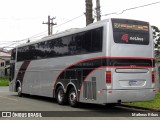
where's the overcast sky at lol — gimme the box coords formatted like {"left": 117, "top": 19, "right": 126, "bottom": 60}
{"left": 0, "top": 0, "right": 160, "bottom": 49}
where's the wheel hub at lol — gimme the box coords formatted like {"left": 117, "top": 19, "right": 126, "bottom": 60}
{"left": 70, "top": 92, "right": 76, "bottom": 102}
{"left": 58, "top": 90, "right": 63, "bottom": 102}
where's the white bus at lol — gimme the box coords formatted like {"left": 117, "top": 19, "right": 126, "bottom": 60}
{"left": 9, "top": 18, "right": 155, "bottom": 107}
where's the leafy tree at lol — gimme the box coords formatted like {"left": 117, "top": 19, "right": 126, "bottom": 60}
{"left": 152, "top": 26, "right": 160, "bottom": 56}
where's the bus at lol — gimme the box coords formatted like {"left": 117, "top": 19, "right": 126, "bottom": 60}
{"left": 9, "top": 18, "right": 155, "bottom": 107}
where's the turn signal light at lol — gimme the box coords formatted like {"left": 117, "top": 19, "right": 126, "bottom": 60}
{"left": 152, "top": 71, "right": 155, "bottom": 83}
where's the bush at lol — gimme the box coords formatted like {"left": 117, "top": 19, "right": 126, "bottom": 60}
{"left": 0, "top": 77, "right": 9, "bottom": 86}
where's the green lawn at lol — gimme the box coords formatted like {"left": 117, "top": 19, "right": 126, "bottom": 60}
{"left": 156, "top": 58, "right": 160, "bottom": 62}
{"left": 126, "top": 92, "right": 160, "bottom": 110}
{"left": 0, "top": 77, "right": 9, "bottom": 86}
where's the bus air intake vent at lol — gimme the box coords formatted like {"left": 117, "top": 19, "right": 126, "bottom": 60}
{"left": 83, "top": 77, "right": 97, "bottom": 100}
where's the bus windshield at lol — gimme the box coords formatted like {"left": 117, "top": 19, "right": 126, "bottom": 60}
{"left": 112, "top": 19, "right": 149, "bottom": 45}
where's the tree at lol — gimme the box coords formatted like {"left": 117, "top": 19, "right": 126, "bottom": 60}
{"left": 152, "top": 25, "right": 160, "bottom": 56}
{"left": 85, "top": 0, "right": 94, "bottom": 26}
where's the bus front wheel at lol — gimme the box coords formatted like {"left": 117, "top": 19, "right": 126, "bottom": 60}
{"left": 17, "top": 85, "right": 22, "bottom": 97}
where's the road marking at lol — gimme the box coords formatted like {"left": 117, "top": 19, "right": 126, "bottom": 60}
{"left": 0, "top": 96, "right": 18, "bottom": 102}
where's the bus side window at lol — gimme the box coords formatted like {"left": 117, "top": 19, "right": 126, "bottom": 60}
{"left": 91, "top": 27, "right": 103, "bottom": 52}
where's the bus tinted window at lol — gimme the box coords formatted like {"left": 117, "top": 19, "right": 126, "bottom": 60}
{"left": 112, "top": 19, "right": 149, "bottom": 45}
{"left": 17, "top": 27, "right": 103, "bottom": 61}
{"left": 92, "top": 27, "right": 103, "bottom": 51}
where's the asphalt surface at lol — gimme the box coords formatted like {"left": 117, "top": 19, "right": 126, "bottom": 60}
{"left": 0, "top": 87, "right": 159, "bottom": 120}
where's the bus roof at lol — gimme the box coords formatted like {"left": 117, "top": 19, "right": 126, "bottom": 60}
{"left": 15, "top": 18, "right": 149, "bottom": 48}
{"left": 15, "top": 18, "right": 110, "bottom": 49}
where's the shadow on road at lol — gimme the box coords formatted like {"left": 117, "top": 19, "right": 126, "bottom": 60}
{"left": 11, "top": 93, "right": 144, "bottom": 112}
{"left": 8, "top": 93, "right": 151, "bottom": 117}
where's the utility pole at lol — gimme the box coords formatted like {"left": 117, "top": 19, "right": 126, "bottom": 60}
{"left": 43, "top": 16, "right": 51, "bottom": 35}
{"left": 85, "top": 0, "right": 94, "bottom": 26}
{"left": 43, "top": 15, "right": 56, "bottom": 35}
{"left": 50, "top": 17, "right": 57, "bottom": 35}
{"left": 96, "top": 0, "right": 101, "bottom": 21}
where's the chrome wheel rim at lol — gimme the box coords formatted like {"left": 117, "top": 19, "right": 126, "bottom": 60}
{"left": 58, "top": 90, "right": 63, "bottom": 102}
{"left": 18, "top": 86, "right": 21, "bottom": 95}
{"left": 69, "top": 92, "right": 76, "bottom": 103}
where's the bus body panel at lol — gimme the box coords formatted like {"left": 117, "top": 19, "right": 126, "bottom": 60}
{"left": 9, "top": 18, "right": 155, "bottom": 105}
{"left": 17, "top": 52, "right": 106, "bottom": 98}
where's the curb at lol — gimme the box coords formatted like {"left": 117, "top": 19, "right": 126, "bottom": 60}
{"left": 120, "top": 104, "right": 160, "bottom": 112}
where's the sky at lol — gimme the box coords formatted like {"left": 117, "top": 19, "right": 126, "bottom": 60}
{"left": 0, "top": 0, "right": 160, "bottom": 50}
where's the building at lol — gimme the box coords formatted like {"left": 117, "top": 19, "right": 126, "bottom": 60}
{"left": 0, "top": 51, "right": 11, "bottom": 77}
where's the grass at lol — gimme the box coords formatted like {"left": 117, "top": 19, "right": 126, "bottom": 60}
{"left": 0, "top": 77, "right": 9, "bottom": 86}
{"left": 126, "top": 92, "right": 160, "bottom": 110}
{"left": 156, "top": 58, "right": 160, "bottom": 62}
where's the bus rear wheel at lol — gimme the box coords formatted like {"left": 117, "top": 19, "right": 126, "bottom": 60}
{"left": 56, "top": 86, "right": 67, "bottom": 105}
{"left": 68, "top": 88, "right": 78, "bottom": 107}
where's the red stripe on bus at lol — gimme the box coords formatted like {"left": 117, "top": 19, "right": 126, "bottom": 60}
{"left": 78, "top": 65, "right": 154, "bottom": 101}
{"left": 52, "top": 56, "right": 154, "bottom": 97}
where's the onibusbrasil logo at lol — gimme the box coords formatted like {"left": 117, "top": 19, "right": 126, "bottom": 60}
{"left": 1, "top": 112, "right": 42, "bottom": 118}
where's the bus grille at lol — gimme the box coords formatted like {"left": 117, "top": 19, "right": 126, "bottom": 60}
{"left": 83, "top": 77, "right": 97, "bottom": 100}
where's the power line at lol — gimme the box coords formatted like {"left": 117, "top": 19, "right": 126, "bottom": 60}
{"left": 2, "top": 1, "right": 160, "bottom": 50}
{"left": 28, "top": 30, "right": 48, "bottom": 39}
{"left": 0, "top": 41, "right": 17, "bottom": 43}
{"left": 1, "top": 42, "right": 19, "bottom": 49}
{"left": 54, "top": 14, "right": 84, "bottom": 28}
{"left": 2, "top": 1, "right": 160, "bottom": 49}
{"left": 1, "top": 14, "right": 85, "bottom": 49}
{"left": 23, "top": 14, "right": 84, "bottom": 39}
{"left": 102, "top": 1, "right": 160, "bottom": 16}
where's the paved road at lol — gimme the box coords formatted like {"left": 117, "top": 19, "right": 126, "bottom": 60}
{"left": 0, "top": 87, "right": 159, "bottom": 120}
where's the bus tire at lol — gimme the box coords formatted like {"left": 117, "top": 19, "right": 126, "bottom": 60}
{"left": 17, "top": 85, "right": 23, "bottom": 97}
{"left": 68, "top": 87, "right": 78, "bottom": 107}
{"left": 56, "top": 86, "right": 67, "bottom": 105}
